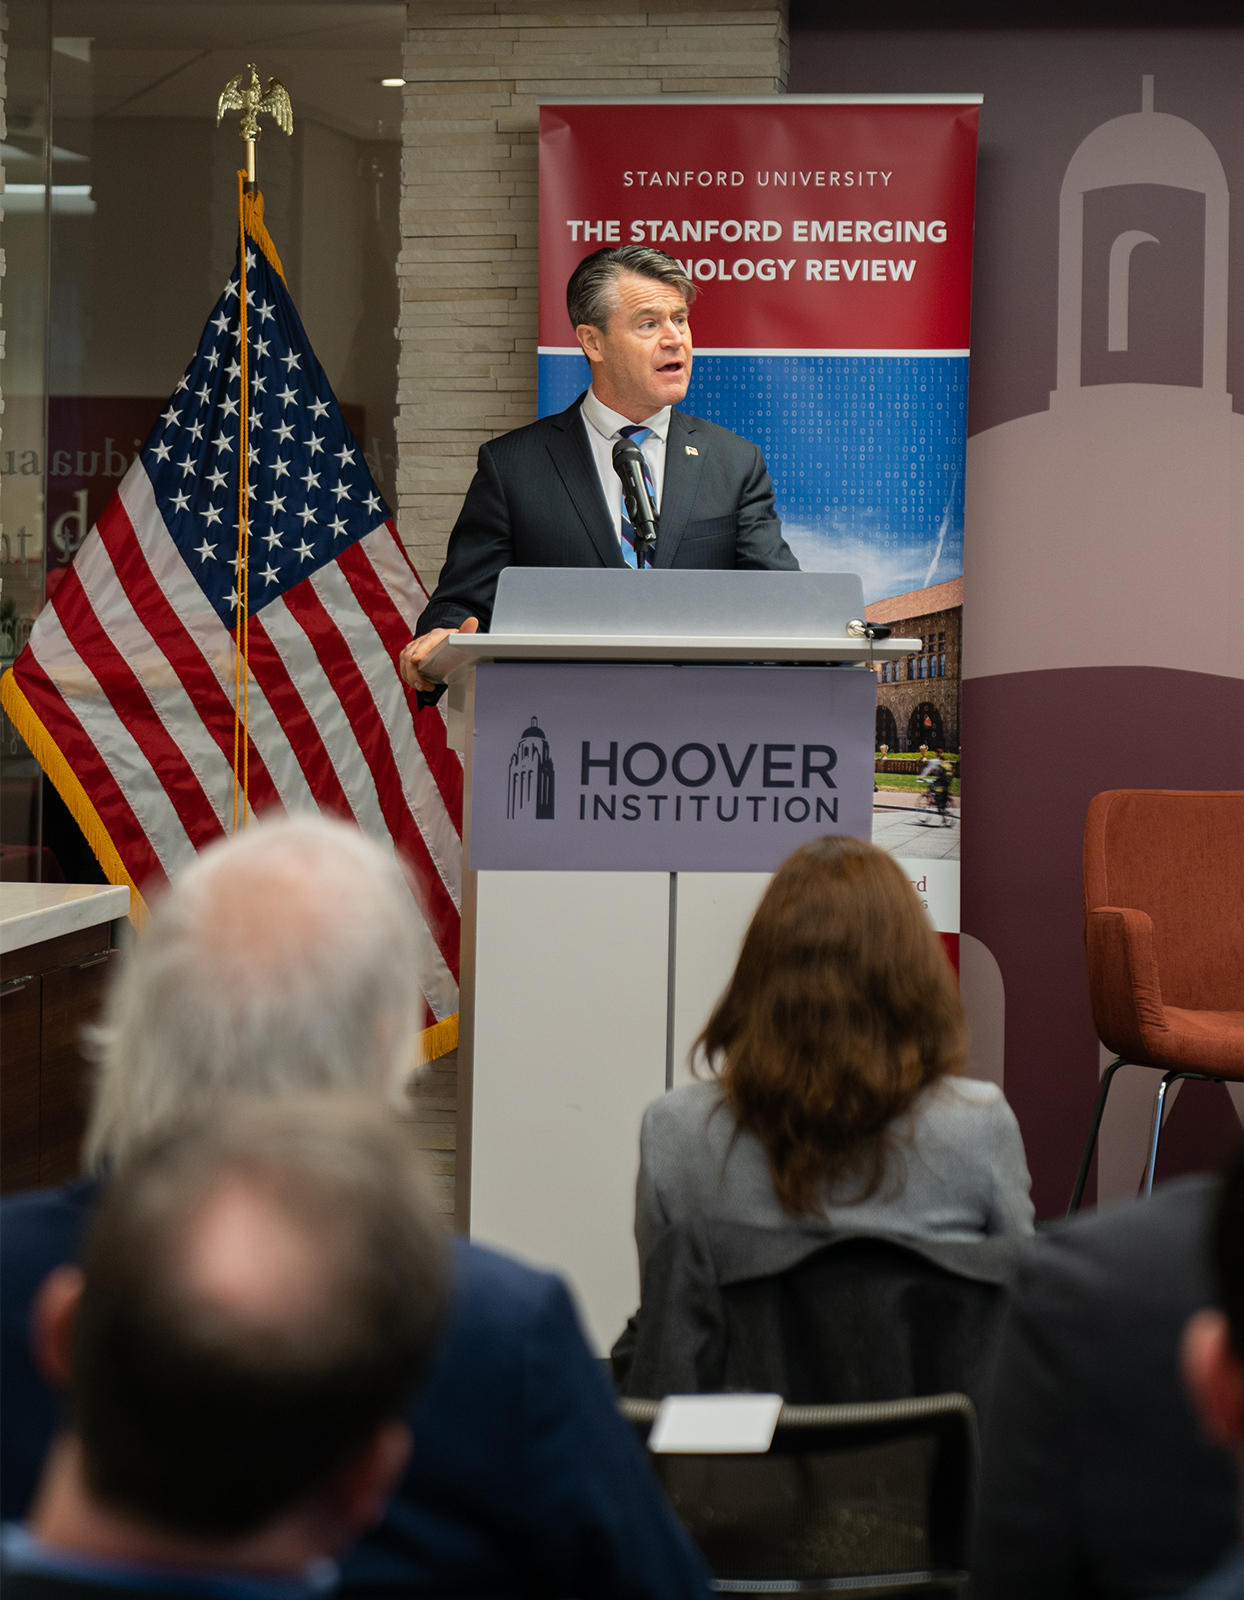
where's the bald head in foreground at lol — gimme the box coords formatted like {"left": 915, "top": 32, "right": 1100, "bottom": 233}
{"left": 3, "top": 1098, "right": 445, "bottom": 1598}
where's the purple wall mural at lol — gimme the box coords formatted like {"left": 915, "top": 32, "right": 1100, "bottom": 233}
{"left": 791, "top": 27, "right": 1244, "bottom": 1215}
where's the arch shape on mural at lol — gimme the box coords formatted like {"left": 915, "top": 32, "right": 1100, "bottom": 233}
{"left": 876, "top": 705, "right": 898, "bottom": 751}
{"left": 908, "top": 702, "right": 944, "bottom": 749}
{"left": 1055, "top": 78, "right": 1229, "bottom": 398}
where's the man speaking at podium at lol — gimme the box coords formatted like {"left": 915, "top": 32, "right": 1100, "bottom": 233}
{"left": 398, "top": 244, "right": 798, "bottom": 697}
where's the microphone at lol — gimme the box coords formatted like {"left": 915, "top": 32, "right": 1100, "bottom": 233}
{"left": 612, "top": 438, "right": 659, "bottom": 555}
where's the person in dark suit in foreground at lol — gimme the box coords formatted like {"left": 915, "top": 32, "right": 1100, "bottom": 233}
{"left": 971, "top": 1176, "right": 1236, "bottom": 1598}
{"left": 1179, "top": 1150, "right": 1244, "bottom": 1599}
{"left": 1, "top": 816, "right": 712, "bottom": 1600}
{"left": 398, "top": 243, "right": 798, "bottom": 695}
{"left": 1, "top": 1098, "right": 447, "bottom": 1600}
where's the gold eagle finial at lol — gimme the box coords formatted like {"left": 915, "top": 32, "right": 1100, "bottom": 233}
{"left": 217, "top": 63, "right": 294, "bottom": 162}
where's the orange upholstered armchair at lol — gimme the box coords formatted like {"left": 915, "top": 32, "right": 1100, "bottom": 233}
{"left": 1068, "top": 790, "right": 1244, "bottom": 1213}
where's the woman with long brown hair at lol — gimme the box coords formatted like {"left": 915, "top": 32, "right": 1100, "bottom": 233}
{"left": 635, "top": 836, "right": 1033, "bottom": 1271}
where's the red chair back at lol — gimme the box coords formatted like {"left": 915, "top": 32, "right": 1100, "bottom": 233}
{"left": 1084, "top": 790, "right": 1244, "bottom": 1012}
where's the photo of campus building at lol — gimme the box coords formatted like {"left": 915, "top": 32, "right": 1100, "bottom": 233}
{"left": 866, "top": 576, "right": 962, "bottom": 753}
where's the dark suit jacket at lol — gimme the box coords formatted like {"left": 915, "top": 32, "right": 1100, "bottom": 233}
{"left": 415, "top": 397, "right": 798, "bottom": 636}
{"left": 971, "top": 1177, "right": 1236, "bottom": 1599}
{"left": 1, "top": 1183, "right": 711, "bottom": 1600}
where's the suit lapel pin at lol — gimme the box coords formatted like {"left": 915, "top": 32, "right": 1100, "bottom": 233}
{"left": 685, "top": 445, "right": 698, "bottom": 456}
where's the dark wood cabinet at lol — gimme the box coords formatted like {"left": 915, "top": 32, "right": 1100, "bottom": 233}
{"left": 1, "top": 975, "right": 43, "bottom": 1191}
{"left": 1, "top": 924, "right": 119, "bottom": 1194}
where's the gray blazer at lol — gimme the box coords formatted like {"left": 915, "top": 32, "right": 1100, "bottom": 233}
{"left": 636, "top": 1076, "right": 1035, "bottom": 1275}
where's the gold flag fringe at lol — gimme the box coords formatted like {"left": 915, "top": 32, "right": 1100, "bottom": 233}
{"left": 419, "top": 1010, "right": 459, "bottom": 1062}
{"left": 0, "top": 668, "right": 149, "bottom": 930}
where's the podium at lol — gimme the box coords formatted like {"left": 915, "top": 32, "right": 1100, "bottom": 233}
{"left": 422, "top": 570, "right": 919, "bottom": 1350}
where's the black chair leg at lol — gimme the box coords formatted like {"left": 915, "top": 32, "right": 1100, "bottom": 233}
{"left": 1068, "top": 1057, "right": 1129, "bottom": 1215}
{"left": 1140, "top": 1070, "right": 1218, "bottom": 1197}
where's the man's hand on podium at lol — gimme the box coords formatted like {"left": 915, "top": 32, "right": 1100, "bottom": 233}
{"left": 399, "top": 617, "right": 480, "bottom": 693}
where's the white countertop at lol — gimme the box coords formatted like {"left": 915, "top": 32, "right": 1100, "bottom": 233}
{"left": 0, "top": 882, "right": 131, "bottom": 956}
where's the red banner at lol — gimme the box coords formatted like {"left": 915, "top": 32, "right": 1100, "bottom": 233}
{"left": 539, "top": 100, "right": 979, "bottom": 351}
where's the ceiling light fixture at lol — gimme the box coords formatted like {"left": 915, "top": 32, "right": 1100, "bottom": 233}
{"left": 380, "top": 78, "right": 405, "bottom": 88}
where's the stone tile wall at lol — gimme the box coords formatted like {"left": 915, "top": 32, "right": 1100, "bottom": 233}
{"left": 397, "top": 1, "right": 789, "bottom": 588}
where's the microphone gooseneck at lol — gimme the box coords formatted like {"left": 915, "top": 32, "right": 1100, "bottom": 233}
{"left": 611, "top": 438, "right": 659, "bottom": 554}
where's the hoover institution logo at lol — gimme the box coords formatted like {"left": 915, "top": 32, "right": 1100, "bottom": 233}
{"left": 475, "top": 662, "right": 875, "bottom": 873}
{"left": 507, "top": 717, "right": 555, "bottom": 820}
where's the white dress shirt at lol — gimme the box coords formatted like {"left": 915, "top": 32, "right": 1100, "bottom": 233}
{"left": 580, "top": 388, "right": 670, "bottom": 548}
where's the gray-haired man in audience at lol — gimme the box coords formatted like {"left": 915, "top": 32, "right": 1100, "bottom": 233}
{"left": 0, "top": 814, "right": 711, "bottom": 1600}
{"left": 85, "top": 815, "right": 426, "bottom": 1171}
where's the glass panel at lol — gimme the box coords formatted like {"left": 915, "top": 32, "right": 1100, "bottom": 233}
{"left": 1, "top": 0, "right": 52, "bottom": 879}
{"left": 3, "top": 1, "right": 404, "bottom": 882}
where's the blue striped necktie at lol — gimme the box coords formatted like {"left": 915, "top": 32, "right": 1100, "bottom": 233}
{"left": 617, "top": 424, "right": 657, "bottom": 569}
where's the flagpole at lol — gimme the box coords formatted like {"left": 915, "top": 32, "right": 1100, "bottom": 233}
{"left": 217, "top": 65, "right": 293, "bottom": 829}
{"left": 233, "top": 167, "right": 251, "bottom": 831}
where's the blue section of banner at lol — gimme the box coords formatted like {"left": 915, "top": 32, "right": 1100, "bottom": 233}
{"left": 538, "top": 351, "right": 966, "bottom": 606}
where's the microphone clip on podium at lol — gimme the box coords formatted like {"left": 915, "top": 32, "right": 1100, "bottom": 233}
{"left": 846, "top": 617, "right": 893, "bottom": 669}
{"left": 612, "top": 438, "right": 658, "bottom": 562}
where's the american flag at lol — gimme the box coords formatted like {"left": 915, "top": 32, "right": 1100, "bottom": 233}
{"left": 0, "top": 199, "right": 461, "bottom": 1045}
